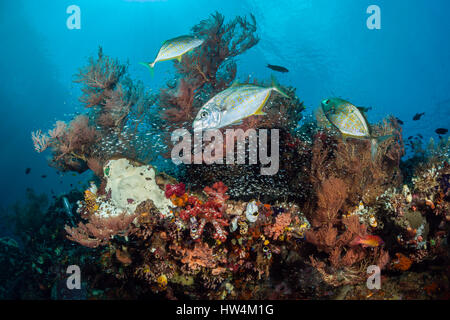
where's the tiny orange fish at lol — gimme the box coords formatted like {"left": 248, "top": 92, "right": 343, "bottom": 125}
{"left": 350, "top": 235, "right": 384, "bottom": 248}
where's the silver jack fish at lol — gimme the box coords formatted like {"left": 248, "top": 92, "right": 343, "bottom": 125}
{"left": 193, "top": 77, "right": 290, "bottom": 131}
{"left": 140, "top": 35, "right": 204, "bottom": 76}
{"left": 317, "top": 97, "right": 393, "bottom": 159}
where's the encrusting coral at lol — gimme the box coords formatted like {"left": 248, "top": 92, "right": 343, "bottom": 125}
{"left": 103, "top": 158, "right": 173, "bottom": 216}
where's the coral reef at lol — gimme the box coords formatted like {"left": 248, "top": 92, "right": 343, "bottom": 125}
{"left": 373, "top": 137, "right": 450, "bottom": 268}
{"left": 305, "top": 178, "right": 389, "bottom": 287}
{"left": 308, "top": 116, "right": 404, "bottom": 207}
{"left": 58, "top": 157, "right": 319, "bottom": 298}
{"left": 22, "top": 12, "right": 450, "bottom": 300}
{"left": 32, "top": 115, "right": 99, "bottom": 173}
{"left": 32, "top": 47, "right": 159, "bottom": 175}
{"left": 0, "top": 190, "right": 102, "bottom": 299}
{"left": 64, "top": 159, "right": 174, "bottom": 248}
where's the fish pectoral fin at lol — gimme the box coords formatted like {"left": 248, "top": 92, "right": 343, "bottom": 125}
{"left": 176, "top": 55, "right": 183, "bottom": 62}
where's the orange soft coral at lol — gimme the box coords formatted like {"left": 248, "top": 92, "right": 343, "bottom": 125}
{"left": 264, "top": 212, "right": 292, "bottom": 240}
{"left": 180, "top": 243, "right": 217, "bottom": 271}
{"left": 392, "top": 253, "right": 413, "bottom": 271}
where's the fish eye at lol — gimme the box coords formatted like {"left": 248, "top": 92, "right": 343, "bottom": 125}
{"left": 191, "top": 227, "right": 197, "bottom": 232}
{"left": 263, "top": 246, "right": 269, "bottom": 252}
{"left": 201, "top": 111, "right": 208, "bottom": 118}
{"left": 325, "top": 99, "right": 330, "bottom": 105}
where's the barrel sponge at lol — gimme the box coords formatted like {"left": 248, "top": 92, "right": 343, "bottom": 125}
{"left": 104, "top": 158, "right": 173, "bottom": 217}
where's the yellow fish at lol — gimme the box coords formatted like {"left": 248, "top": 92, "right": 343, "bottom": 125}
{"left": 317, "top": 97, "right": 393, "bottom": 159}
{"left": 193, "top": 77, "right": 289, "bottom": 131}
{"left": 140, "top": 35, "right": 204, "bottom": 75}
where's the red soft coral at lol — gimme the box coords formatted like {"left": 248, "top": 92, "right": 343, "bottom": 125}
{"left": 165, "top": 183, "right": 186, "bottom": 198}
{"left": 179, "top": 182, "right": 230, "bottom": 242}
{"left": 204, "top": 181, "right": 229, "bottom": 205}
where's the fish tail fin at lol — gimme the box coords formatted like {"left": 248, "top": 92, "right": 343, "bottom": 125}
{"left": 140, "top": 62, "right": 155, "bottom": 77}
{"left": 371, "top": 134, "right": 394, "bottom": 160}
{"left": 271, "top": 75, "right": 290, "bottom": 99}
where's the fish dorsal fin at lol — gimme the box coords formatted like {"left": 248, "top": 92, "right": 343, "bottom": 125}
{"left": 232, "top": 119, "right": 243, "bottom": 125}
{"left": 270, "top": 74, "right": 290, "bottom": 98}
{"left": 161, "top": 38, "right": 173, "bottom": 46}
{"left": 162, "top": 35, "right": 189, "bottom": 45}
{"left": 176, "top": 55, "right": 183, "bottom": 62}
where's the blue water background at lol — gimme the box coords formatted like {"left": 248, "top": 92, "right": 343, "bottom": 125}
{"left": 0, "top": 0, "right": 449, "bottom": 207}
